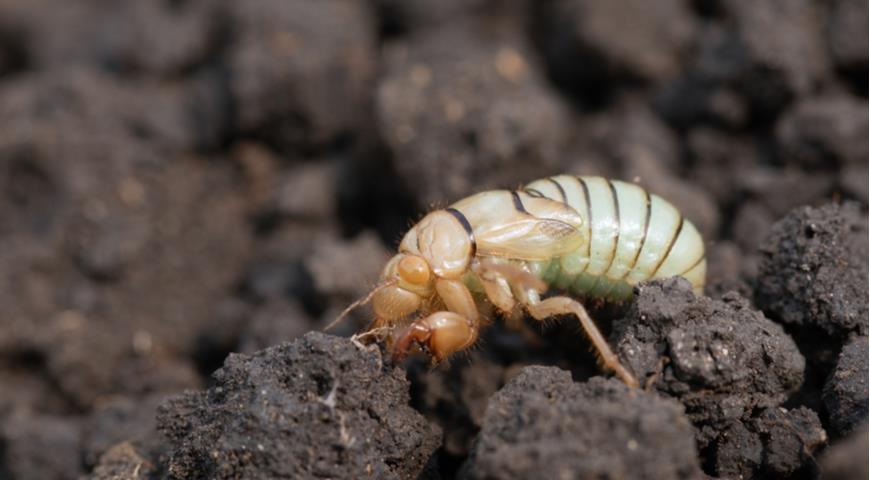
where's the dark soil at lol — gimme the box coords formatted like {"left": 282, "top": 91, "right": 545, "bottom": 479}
{"left": 460, "top": 367, "right": 703, "bottom": 480}
{"left": 823, "top": 336, "right": 869, "bottom": 438}
{"left": 756, "top": 203, "right": 868, "bottom": 339}
{"left": 613, "top": 278, "right": 806, "bottom": 449}
{"left": 0, "top": 1, "right": 866, "bottom": 479}
{"left": 157, "top": 332, "right": 440, "bottom": 479}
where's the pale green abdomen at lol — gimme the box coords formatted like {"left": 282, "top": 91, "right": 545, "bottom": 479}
{"left": 531, "top": 257, "right": 636, "bottom": 302}
{"left": 524, "top": 175, "right": 706, "bottom": 298}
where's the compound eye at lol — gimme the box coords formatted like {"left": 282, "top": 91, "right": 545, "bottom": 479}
{"left": 398, "top": 255, "right": 431, "bottom": 285}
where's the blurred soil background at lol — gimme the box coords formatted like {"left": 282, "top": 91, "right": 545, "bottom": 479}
{"left": 0, "top": 0, "right": 866, "bottom": 479}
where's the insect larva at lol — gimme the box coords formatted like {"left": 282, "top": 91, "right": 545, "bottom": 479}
{"left": 342, "top": 175, "right": 706, "bottom": 388}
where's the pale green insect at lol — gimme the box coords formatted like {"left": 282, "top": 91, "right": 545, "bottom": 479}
{"left": 347, "top": 175, "right": 706, "bottom": 388}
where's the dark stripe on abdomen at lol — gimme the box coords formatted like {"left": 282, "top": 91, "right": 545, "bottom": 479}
{"left": 524, "top": 188, "right": 546, "bottom": 198}
{"left": 603, "top": 179, "right": 621, "bottom": 273}
{"left": 576, "top": 177, "right": 593, "bottom": 261}
{"left": 650, "top": 215, "right": 684, "bottom": 277}
{"left": 511, "top": 191, "right": 528, "bottom": 213}
{"left": 624, "top": 189, "right": 651, "bottom": 275}
{"left": 548, "top": 177, "right": 568, "bottom": 203}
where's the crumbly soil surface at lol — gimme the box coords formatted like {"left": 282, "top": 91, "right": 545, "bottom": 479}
{"left": 0, "top": 1, "right": 866, "bottom": 479}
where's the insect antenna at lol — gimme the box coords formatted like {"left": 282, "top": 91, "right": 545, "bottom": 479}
{"left": 324, "top": 279, "right": 398, "bottom": 332}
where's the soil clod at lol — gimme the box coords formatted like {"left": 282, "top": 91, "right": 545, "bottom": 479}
{"left": 460, "top": 367, "right": 702, "bottom": 480}
{"left": 157, "top": 332, "right": 441, "bottom": 480}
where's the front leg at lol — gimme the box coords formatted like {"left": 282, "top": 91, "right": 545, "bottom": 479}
{"left": 392, "top": 279, "right": 481, "bottom": 363}
{"left": 391, "top": 311, "right": 478, "bottom": 363}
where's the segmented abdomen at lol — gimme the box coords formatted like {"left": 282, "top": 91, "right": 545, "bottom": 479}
{"left": 525, "top": 175, "right": 706, "bottom": 298}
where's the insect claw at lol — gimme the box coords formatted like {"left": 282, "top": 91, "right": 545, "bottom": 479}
{"left": 390, "top": 324, "right": 431, "bottom": 364}
{"left": 390, "top": 351, "right": 407, "bottom": 364}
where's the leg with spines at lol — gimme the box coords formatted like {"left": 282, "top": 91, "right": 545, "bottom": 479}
{"left": 522, "top": 294, "right": 638, "bottom": 388}
{"left": 391, "top": 278, "right": 481, "bottom": 363}
{"left": 482, "top": 261, "right": 638, "bottom": 388}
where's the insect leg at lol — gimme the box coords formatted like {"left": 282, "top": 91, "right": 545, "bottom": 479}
{"left": 392, "top": 279, "right": 482, "bottom": 364}
{"left": 472, "top": 259, "right": 517, "bottom": 312}
{"left": 391, "top": 311, "right": 479, "bottom": 364}
{"left": 473, "top": 259, "right": 541, "bottom": 341}
{"left": 475, "top": 258, "right": 547, "bottom": 294}
{"left": 522, "top": 295, "right": 638, "bottom": 388}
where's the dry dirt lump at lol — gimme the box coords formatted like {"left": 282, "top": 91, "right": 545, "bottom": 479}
{"left": 157, "top": 332, "right": 441, "bottom": 480}
{"left": 613, "top": 277, "right": 805, "bottom": 448}
{"left": 756, "top": 202, "right": 868, "bottom": 338}
{"left": 460, "top": 367, "right": 702, "bottom": 480}
{"left": 823, "top": 336, "right": 869, "bottom": 437}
